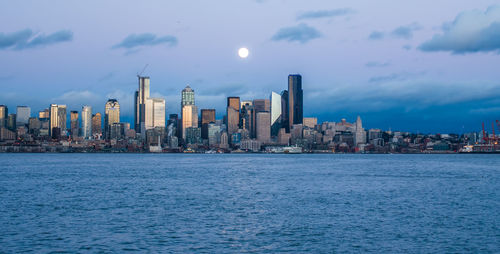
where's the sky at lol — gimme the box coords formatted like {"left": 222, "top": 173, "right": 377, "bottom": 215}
{"left": 1, "top": 0, "right": 500, "bottom": 133}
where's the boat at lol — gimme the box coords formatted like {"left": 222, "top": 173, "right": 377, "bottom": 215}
{"left": 284, "top": 145, "right": 302, "bottom": 154}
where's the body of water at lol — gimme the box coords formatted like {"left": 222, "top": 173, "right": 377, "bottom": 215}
{"left": 0, "top": 154, "right": 498, "bottom": 252}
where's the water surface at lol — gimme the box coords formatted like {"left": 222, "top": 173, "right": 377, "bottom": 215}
{"left": 0, "top": 154, "right": 498, "bottom": 252}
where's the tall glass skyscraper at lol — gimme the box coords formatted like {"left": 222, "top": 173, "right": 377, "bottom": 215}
{"left": 201, "top": 109, "right": 215, "bottom": 139}
{"left": 105, "top": 99, "right": 120, "bottom": 139}
{"left": 70, "top": 111, "right": 79, "bottom": 137}
{"left": 181, "top": 85, "right": 195, "bottom": 107}
{"left": 270, "top": 92, "right": 282, "bottom": 137}
{"left": 49, "top": 104, "right": 67, "bottom": 136}
{"left": 0, "top": 105, "right": 7, "bottom": 128}
{"left": 81, "top": 106, "right": 92, "bottom": 139}
{"left": 227, "top": 97, "right": 240, "bottom": 136}
{"left": 288, "top": 74, "right": 303, "bottom": 131}
{"left": 135, "top": 76, "right": 150, "bottom": 133}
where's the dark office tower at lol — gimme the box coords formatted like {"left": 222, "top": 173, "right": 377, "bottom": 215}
{"left": 251, "top": 99, "right": 270, "bottom": 138}
{"left": 227, "top": 97, "right": 240, "bottom": 136}
{"left": 201, "top": 109, "right": 216, "bottom": 139}
{"left": 7, "top": 114, "right": 16, "bottom": 131}
{"left": 0, "top": 105, "right": 7, "bottom": 128}
{"left": 135, "top": 76, "right": 150, "bottom": 133}
{"left": 280, "top": 90, "right": 289, "bottom": 132}
{"left": 70, "top": 111, "right": 79, "bottom": 137}
{"left": 167, "top": 114, "right": 179, "bottom": 139}
{"left": 288, "top": 74, "right": 303, "bottom": 131}
{"left": 240, "top": 101, "right": 253, "bottom": 132}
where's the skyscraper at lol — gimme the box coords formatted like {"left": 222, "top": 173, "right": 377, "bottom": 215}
{"left": 70, "top": 111, "right": 79, "bottom": 137}
{"left": 92, "top": 113, "right": 102, "bottom": 137}
{"left": 135, "top": 76, "right": 150, "bottom": 133}
{"left": 181, "top": 105, "right": 198, "bottom": 139}
{"left": 354, "top": 116, "right": 366, "bottom": 145}
{"left": 49, "top": 104, "right": 67, "bottom": 136}
{"left": 181, "top": 85, "right": 195, "bottom": 107}
{"left": 201, "top": 109, "right": 215, "bottom": 139}
{"left": 227, "top": 97, "right": 240, "bottom": 136}
{"left": 270, "top": 92, "right": 282, "bottom": 137}
{"left": 181, "top": 85, "right": 197, "bottom": 139}
{"left": 105, "top": 99, "right": 120, "bottom": 139}
{"left": 0, "top": 105, "right": 7, "bottom": 128}
{"left": 16, "top": 106, "right": 30, "bottom": 125}
{"left": 145, "top": 98, "right": 165, "bottom": 130}
{"left": 288, "top": 74, "right": 303, "bottom": 131}
{"left": 280, "top": 90, "right": 289, "bottom": 132}
{"left": 251, "top": 99, "right": 270, "bottom": 138}
{"left": 81, "top": 106, "right": 92, "bottom": 139}
{"left": 256, "top": 111, "right": 271, "bottom": 143}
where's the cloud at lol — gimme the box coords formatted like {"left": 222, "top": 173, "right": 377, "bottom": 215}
{"left": 369, "top": 71, "right": 425, "bottom": 83}
{"left": 113, "top": 33, "right": 178, "bottom": 49}
{"left": 368, "top": 31, "right": 384, "bottom": 40}
{"left": 419, "top": 6, "right": 500, "bottom": 53}
{"left": 0, "top": 29, "right": 73, "bottom": 50}
{"left": 365, "top": 61, "right": 390, "bottom": 68}
{"left": 369, "top": 23, "right": 420, "bottom": 40}
{"left": 391, "top": 23, "right": 421, "bottom": 39}
{"left": 271, "top": 23, "right": 322, "bottom": 44}
{"left": 296, "top": 8, "right": 354, "bottom": 20}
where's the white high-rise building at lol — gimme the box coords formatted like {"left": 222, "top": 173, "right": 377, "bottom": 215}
{"left": 270, "top": 92, "right": 281, "bottom": 137}
{"left": 81, "top": 106, "right": 92, "bottom": 139}
{"left": 49, "top": 104, "right": 67, "bottom": 136}
{"left": 145, "top": 98, "right": 165, "bottom": 130}
{"left": 354, "top": 115, "right": 366, "bottom": 145}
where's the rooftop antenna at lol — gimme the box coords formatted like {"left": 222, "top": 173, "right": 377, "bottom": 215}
{"left": 137, "top": 64, "right": 149, "bottom": 77}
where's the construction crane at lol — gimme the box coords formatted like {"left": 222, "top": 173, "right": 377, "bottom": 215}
{"left": 482, "top": 121, "right": 499, "bottom": 144}
{"left": 137, "top": 64, "right": 149, "bottom": 77}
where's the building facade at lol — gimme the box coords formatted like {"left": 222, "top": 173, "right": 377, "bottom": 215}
{"left": 81, "top": 106, "right": 92, "bottom": 139}
{"left": 288, "top": 74, "right": 303, "bottom": 131}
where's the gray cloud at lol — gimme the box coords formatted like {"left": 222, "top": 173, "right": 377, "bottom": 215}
{"left": 369, "top": 71, "right": 425, "bottom": 83}
{"left": 271, "top": 23, "right": 322, "bottom": 44}
{"left": 391, "top": 23, "right": 421, "bottom": 39}
{"left": 368, "top": 31, "right": 384, "bottom": 40}
{"left": 365, "top": 61, "right": 390, "bottom": 68}
{"left": 113, "top": 33, "right": 178, "bottom": 49}
{"left": 297, "top": 8, "right": 354, "bottom": 20}
{"left": 419, "top": 6, "right": 500, "bottom": 53}
{"left": 0, "top": 29, "right": 73, "bottom": 50}
{"left": 369, "top": 23, "right": 420, "bottom": 40}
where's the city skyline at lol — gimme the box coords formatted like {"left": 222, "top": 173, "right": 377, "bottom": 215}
{"left": 1, "top": 1, "right": 500, "bottom": 133}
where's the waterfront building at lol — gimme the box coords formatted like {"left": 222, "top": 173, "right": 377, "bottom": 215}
{"left": 110, "top": 122, "right": 128, "bottom": 140}
{"left": 49, "top": 104, "right": 67, "bottom": 136}
{"left": 227, "top": 97, "right": 240, "bottom": 137}
{"left": 92, "top": 113, "right": 102, "bottom": 138}
{"left": 270, "top": 92, "right": 282, "bottom": 137}
{"left": 81, "top": 106, "right": 92, "bottom": 139}
{"left": 105, "top": 99, "right": 120, "bottom": 139}
{"left": 256, "top": 111, "right": 271, "bottom": 143}
{"left": 240, "top": 139, "right": 261, "bottom": 152}
{"left": 208, "top": 123, "right": 221, "bottom": 146}
{"left": 28, "top": 117, "right": 41, "bottom": 135}
{"left": 70, "top": 111, "right": 79, "bottom": 137}
{"left": 16, "top": 106, "right": 30, "bottom": 125}
{"left": 288, "top": 74, "right": 303, "bottom": 131}
{"left": 220, "top": 131, "right": 229, "bottom": 149}
{"left": 201, "top": 109, "right": 215, "bottom": 139}
{"left": 185, "top": 127, "right": 202, "bottom": 145}
{"left": 0, "top": 105, "right": 7, "bottom": 128}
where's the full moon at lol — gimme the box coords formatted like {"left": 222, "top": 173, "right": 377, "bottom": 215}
{"left": 238, "top": 47, "right": 249, "bottom": 58}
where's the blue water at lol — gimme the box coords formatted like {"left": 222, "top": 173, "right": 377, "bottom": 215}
{"left": 0, "top": 154, "right": 498, "bottom": 253}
